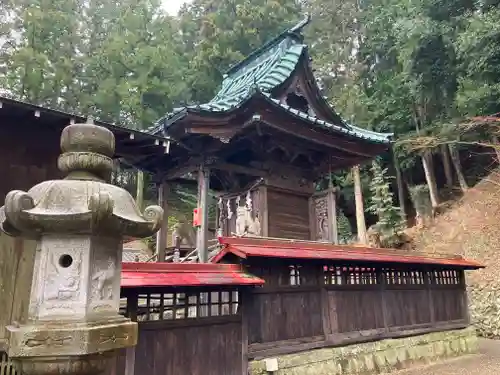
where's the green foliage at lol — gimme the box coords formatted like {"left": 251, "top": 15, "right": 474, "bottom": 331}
{"left": 337, "top": 210, "right": 354, "bottom": 244}
{"left": 178, "top": 0, "right": 302, "bottom": 103}
{"left": 409, "top": 184, "right": 433, "bottom": 217}
{"left": 455, "top": 9, "right": 500, "bottom": 116}
{"left": 368, "top": 161, "right": 406, "bottom": 236}
{"left": 1, "top": 0, "right": 499, "bottom": 228}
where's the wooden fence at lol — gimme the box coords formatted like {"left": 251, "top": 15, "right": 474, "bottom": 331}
{"left": 115, "top": 287, "right": 246, "bottom": 375}
{"left": 1, "top": 264, "right": 470, "bottom": 375}
{"left": 246, "top": 263, "right": 468, "bottom": 358}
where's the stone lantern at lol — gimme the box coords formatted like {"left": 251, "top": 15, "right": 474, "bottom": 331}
{"left": 0, "top": 121, "right": 163, "bottom": 375}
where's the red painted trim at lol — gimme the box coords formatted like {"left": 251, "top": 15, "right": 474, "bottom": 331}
{"left": 122, "top": 262, "right": 246, "bottom": 273}
{"left": 121, "top": 262, "right": 265, "bottom": 288}
{"left": 215, "top": 237, "right": 484, "bottom": 269}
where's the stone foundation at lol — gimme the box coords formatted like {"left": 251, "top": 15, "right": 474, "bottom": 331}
{"left": 250, "top": 328, "right": 478, "bottom": 375}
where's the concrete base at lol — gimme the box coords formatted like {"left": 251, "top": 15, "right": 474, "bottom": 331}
{"left": 250, "top": 328, "right": 479, "bottom": 375}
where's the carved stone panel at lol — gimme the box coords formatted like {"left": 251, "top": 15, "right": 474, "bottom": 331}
{"left": 35, "top": 235, "right": 90, "bottom": 320}
{"left": 88, "top": 236, "right": 121, "bottom": 316}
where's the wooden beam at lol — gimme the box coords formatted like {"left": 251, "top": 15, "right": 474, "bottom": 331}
{"left": 249, "top": 161, "right": 315, "bottom": 180}
{"left": 196, "top": 165, "right": 210, "bottom": 263}
{"left": 260, "top": 110, "right": 385, "bottom": 158}
{"left": 214, "top": 162, "right": 269, "bottom": 177}
{"left": 156, "top": 181, "right": 169, "bottom": 262}
{"left": 261, "top": 132, "right": 356, "bottom": 163}
{"left": 165, "top": 158, "right": 202, "bottom": 180}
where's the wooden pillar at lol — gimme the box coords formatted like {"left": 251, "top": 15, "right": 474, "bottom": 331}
{"left": 125, "top": 293, "right": 138, "bottom": 375}
{"left": 352, "top": 165, "right": 367, "bottom": 245}
{"left": 377, "top": 270, "right": 389, "bottom": 332}
{"left": 259, "top": 185, "right": 269, "bottom": 237}
{"left": 240, "top": 290, "right": 249, "bottom": 375}
{"left": 196, "top": 165, "right": 210, "bottom": 263}
{"left": 327, "top": 187, "right": 338, "bottom": 244}
{"left": 136, "top": 169, "right": 144, "bottom": 211}
{"left": 425, "top": 270, "right": 436, "bottom": 325}
{"left": 155, "top": 181, "right": 169, "bottom": 263}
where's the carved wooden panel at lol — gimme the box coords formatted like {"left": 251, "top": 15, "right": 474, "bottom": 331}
{"left": 311, "top": 189, "right": 338, "bottom": 244}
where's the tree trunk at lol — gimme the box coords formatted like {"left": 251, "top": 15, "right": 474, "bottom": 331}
{"left": 491, "top": 136, "right": 500, "bottom": 164}
{"left": 336, "top": 193, "right": 358, "bottom": 233}
{"left": 392, "top": 150, "right": 407, "bottom": 223}
{"left": 449, "top": 144, "right": 468, "bottom": 192}
{"left": 441, "top": 144, "right": 454, "bottom": 189}
{"left": 422, "top": 151, "right": 439, "bottom": 209}
{"left": 352, "top": 165, "right": 367, "bottom": 245}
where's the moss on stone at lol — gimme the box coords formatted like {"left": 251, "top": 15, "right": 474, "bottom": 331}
{"left": 249, "top": 328, "right": 478, "bottom": 375}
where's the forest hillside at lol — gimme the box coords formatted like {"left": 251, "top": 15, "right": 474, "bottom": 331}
{"left": 412, "top": 169, "right": 500, "bottom": 338}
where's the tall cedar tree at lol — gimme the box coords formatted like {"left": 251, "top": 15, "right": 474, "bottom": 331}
{"left": 368, "top": 160, "right": 406, "bottom": 236}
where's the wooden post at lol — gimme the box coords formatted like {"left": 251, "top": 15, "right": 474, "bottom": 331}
{"left": 259, "top": 185, "right": 269, "bottom": 237}
{"left": 352, "top": 165, "right": 367, "bottom": 245}
{"left": 378, "top": 270, "right": 389, "bottom": 332}
{"left": 459, "top": 270, "right": 470, "bottom": 323}
{"left": 425, "top": 270, "right": 435, "bottom": 325}
{"left": 320, "top": 287, "right": 334, "bottom": 340}
{"left": 156, "top": 181, "right": 169, "bottom": 263}
{"left": 136, "top": 169, "right": 144, "bottom": 211}
{"left": 240, "top": 290, "right": 249, "bottom": 375}
{"left": 125, "top": 293, "right": 138, "bottom": 375}
{"left": 327, "top": 187, "right": 338, "bottom": 244}
{"left": 196, "top": 165, "right": 210, "bottom": 263}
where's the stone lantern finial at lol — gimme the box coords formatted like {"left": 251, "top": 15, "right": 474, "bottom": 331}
{"left": 0, "top": 120, "right": 163, "bottom": 375}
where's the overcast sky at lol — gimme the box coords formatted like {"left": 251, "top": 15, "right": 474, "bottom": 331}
{"left": 163, "top": 0, "right": 191, "bottom": 15}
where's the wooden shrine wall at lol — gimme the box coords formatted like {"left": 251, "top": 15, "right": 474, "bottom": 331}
{"left": 267, "top": 188, "right": 310, "bottom": 240}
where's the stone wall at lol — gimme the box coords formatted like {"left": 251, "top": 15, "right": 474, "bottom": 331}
{"left": 469, "top": 283, "right": 500, "bottom": 338}
{"left": 250, "top": 328, "right": 478, "bottom": 375}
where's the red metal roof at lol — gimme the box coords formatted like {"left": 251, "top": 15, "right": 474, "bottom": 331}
{"left": 213, "top": 237, "right": 484, "bottom": 269}
{"left": 121, "top": 262, "right": 265, "bottom": 288}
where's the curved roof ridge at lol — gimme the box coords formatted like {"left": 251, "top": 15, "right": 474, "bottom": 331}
{"left": 224, "top": 14, "right": 311, "bottom": 77}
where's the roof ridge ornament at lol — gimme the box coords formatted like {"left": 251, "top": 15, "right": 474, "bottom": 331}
{"left": 289, "top": 13, "right": 312, "bottom": 34}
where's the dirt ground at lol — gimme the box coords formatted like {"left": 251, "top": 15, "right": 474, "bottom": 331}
{"left": 392, "top": 339, "right": 500, "bottom": 375}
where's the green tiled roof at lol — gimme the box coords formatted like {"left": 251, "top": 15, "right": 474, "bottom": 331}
{"left": 150, "top": 15, "right": 393, "bottom": 144}
{"left": 211, "top": 42, "right": 304, "bottom": 107}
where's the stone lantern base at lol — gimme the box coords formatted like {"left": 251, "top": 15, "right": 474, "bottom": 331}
{"left": 7, "top": 316, "right": 136, "bottom": 375}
